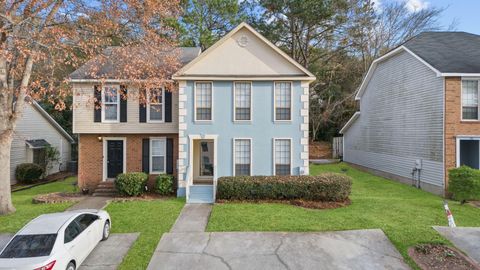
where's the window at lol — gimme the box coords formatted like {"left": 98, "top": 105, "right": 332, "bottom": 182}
{"left": 148, "top": 88, "right": 164, "bottom": 122}
{"left": 150, "top": 138, "right": 166, "bottom": 173}
{"left": 234, "top": 82, "right": 251, "bottom": 121}
{"left": 234, "top": 139, "right": 251, "bottom": 176}
{"left": 459, "top": 139, "right": 479, "bottom": 169}
{"left": 64, "top": 219, "right": 82, "bottom": 243}
{"left": 33, "top": 148, "right": 46, "bottom": 167}
{"left": 195, "top": 82, "right": 212, "bottom": 121}
{"left": 274, "top": 82, "right": 292, "bottom": 121}
{"left": 102, "top": 86, "right": 120, "bottom": 122}
{"left": 77, "top": 214, "right": 98, "bottom": 231}
{"left": 462, "top": 80, "right": 479, "bottom": 120}
{"left": 0, "top": 234, "right": 57, "bottom": 258}
{"left": 274, "top": 139, "right": 291, "bottom": 175}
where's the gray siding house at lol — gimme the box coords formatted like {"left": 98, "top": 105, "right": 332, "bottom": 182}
{"left": 10, "top": 102, "right": 74, "bottom": 184}
{"left": 341, "top": 32, "right": 480, "bottom": 195}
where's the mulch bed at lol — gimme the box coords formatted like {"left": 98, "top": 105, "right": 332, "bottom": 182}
{"left": 112, "top": 193, "right": 174, "bottom": 202}
{"left": 216, "top": 198, "right": 351, "bottom": 209}
{"left": 408, "top": 244, "right": 480, "bottom": 270}
{"left": 469, "top": 201, "right": 480, "bottom": 208}
{"left": 33, "top": 192, "right": 85, "bottom": 204}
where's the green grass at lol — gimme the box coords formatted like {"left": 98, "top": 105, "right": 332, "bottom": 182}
{"left": 0, "top": 177, "right": 77, "bottom": 233}
{"left": 207, "top": 163, "right": 480, "bottom": 268}
{"left": 105, "top": 198, "right": 184, "bottom": 270}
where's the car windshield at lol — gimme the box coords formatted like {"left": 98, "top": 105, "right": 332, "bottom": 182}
{"left": 0, "top": 234, "right": 57, "bottom": 258}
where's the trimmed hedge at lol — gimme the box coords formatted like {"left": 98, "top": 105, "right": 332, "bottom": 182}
{"left": 448, "top": 166, "right": 480, "bottom": 203}
{"left": 216, "top": 173, "right": 352, "bottom": 202}
{"left": 154, "top": 174, "right": 174, "bottom": 195}
{"left": 115, "top": 172, "right": 148, "bottom": 196}
{"left": 15, "top": 163, "right": 44, "bottom": 184}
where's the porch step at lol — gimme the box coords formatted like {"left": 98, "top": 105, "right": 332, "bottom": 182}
{"left": 92, "top": 181, "right": 117, "bottom": 197}
{"left": 188, "top": 185, "right": 214, "bottom": 204}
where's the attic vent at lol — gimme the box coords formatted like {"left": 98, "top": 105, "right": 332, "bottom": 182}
{"left": 237, "top": 35, "right": 249, "bottom": 47}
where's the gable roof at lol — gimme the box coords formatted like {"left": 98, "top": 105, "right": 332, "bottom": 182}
{"left": 404, "top": 32, "right": 480, "bottom": 74}
{"left": 172, "top": 22, "right": 316, "bottom": 81}
{"left": 31, "top": 101, "right": 75, "bottom": 143}
{"left": 69, "top": 47, "right": 201, "bottom": 81}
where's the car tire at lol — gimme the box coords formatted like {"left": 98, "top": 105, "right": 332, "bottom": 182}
{"left": 102, "top": 220, "right": 110, "bottom": 241}
{"left": 66, "top": 262, "right": 75, "bottom": 270}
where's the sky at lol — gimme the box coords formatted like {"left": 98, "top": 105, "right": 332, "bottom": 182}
{"left": 376, "top": 0, "right": 480, "bottom": 35}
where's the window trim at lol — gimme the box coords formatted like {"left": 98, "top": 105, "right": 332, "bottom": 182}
{"left": 147, "top": 88, "right": 165, "bottom": 123}
{"left": 273, "top": 138, "right": 292, "bottom": 175}
{"left": 233, "top": 81, "right": 253, "bottom": 122}
{"left": 102, "top": 137, "right": 127, "bottom": 181}
{"left": 194, "top": 81, "right": 214, "bottom": 122}
{"left": 461, "top": 78, "right": 480, "bottom": 121}
{"left": 273, "top": 81, "right": 293, "bottom": 122}
{"left": 232, "top": 138, "right": 253, "bottom": 176}
{"left": 455, "top": 135, "right": 480, "bottom": 169}
{"left": 150, "top": 137, "right": 167, "bottom": 174}
{"left": 101, "top": 85, "right": 121, "bottom": 123}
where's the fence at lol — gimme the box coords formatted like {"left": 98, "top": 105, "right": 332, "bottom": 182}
{"left": 332, "top": 137, "right": 343, "bottom": 159}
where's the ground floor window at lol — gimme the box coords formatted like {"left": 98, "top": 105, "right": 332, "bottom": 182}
{"left": 234, "top": 139, "right": 251, "bottom": 176}
{"left": 33, "top": 148, "right": 46, "bottom": 167}
{"left": 274, "top": 138, "right": 291, "bottom": 175}
{"left": 150, "top": 138, "right": 166, "bottom": 173}
{"left": 458, "top": 138, "right": 480, "bottom": 169}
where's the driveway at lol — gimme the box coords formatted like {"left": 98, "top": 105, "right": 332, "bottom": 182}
{"left": 0, "top": 233, "right": 138, "bottom": 270}
{"left": 434, "top": 226, "right": 480, "bottom": 264}
{"left": 147, "top": 229, "right": 409, "bottom": 270}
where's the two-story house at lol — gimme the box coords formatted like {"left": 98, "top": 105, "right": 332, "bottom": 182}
{"left": 70, "top": 23, "right": 315, "bottom": 203}
{"left": 341, "top": 31, "right": 480, "bottom": 195}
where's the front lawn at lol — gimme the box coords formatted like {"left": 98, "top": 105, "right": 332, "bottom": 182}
{"left": 0, "top": 176, "right": 77, "bottom": 232}
{"left": 207, "top": 163, "right": 480, "bottom": 268}
{"left": 106, "top": 198, "right": 184, "bottom": 270}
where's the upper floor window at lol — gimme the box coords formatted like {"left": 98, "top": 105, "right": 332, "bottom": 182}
{"left": 148, "top": 88, "right": 164, "bottom": 122}
{"left": 102, "top": 86, "right": 120, "bottom": 122}
{"left": 195, "top": 82, "right": 212, "bottom": 121}
{"left": 234, "top": 139, "right": 251, "bottom": 176}
{"left": 274, "top": 82, "right": 292, "bottom": 121}
{"left": 462, "top": 80, "right": 479, "bottom": 120}
{"left": 234, "top": 82, "right": 252, "bottom": 121}
{"left": 150, "top": 138, "right": 166, "bottom": 174}
{"left": 274, "top": 138, "right": 291, "bottom": 175}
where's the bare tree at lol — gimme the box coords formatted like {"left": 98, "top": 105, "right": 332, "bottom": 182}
{"left": 0, "top": 0, "right": 181, "bottom": 215}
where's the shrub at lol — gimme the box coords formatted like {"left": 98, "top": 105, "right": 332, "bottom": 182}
{"left": 216, "top": 173, "right": 352, "bottom": 202}
{"left": 115, "top": 172, "right": 148, "bottom": 196}
{"left": 15, "top": 163, "right": 44, "bottom": 184}
{"left": 448, "top": 166, "right": 480, "bottom": 203}
{"left": 154, "top": 174, "right": 174, "bottom": 195}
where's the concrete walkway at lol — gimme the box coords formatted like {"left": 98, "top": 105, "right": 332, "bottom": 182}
{"left": 67, "top": 196, "right": 110, "bottom": 211}
{"left": 147, "top": 229, "right": 409, "bottom": 270}
{"left": 434, "top": 226, "right": 480, "bottom": 264}
{"left": 170, "top": 204, "right": 212, "bottom": 232}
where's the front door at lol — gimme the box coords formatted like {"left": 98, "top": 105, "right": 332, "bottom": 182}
{"left": 199, "top": 141, "right": 214, "bottom": 177}
{"left": 107, "top": 140, "right": 123, "bottom": 178}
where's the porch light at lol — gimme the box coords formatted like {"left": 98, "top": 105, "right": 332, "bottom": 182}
{"left": 97, "top": 136, "right": 102, "bottom": 142}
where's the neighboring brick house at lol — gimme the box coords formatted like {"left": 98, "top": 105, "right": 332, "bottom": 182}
{"left": 341, "top": 32, "right": 480, "bottom": 195}
{"left": 70, "top": 23, "right": 315, "bottom": 202}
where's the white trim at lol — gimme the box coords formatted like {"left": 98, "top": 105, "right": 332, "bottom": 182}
{"left": 101, "top": 85, "right": 121, "bottom": 123}
{"left": 147, "top": 88, "right": 166, "bottom": 123}
{"left": 187, "top": 135, "right": 218, "bottom": 185}
{"left": 173, "top": 22, "right": 315, "bottom": 80}
{"left": 149, "top": 137, "right": 167, "bottom": 174}
{"left": 232, "top": 138, "right": 253, "bottom": 176}
{"left": 442, "top": 77, "right": 446, "bottom": 189}
{"left": 233, "top": 81, "right": 253, "bottom": 122}
{"left": 442, "top": 73, "right": 480, "bottom": 77}
{"left": 455, "top": 136, "right": 480, "bottom": 169}
{"left": 102, "top": 137, "right": 127, "bottom": 181}
{"left": 339, "top": 112, "right": 360, "bottom": 134}
{"left": 69, "top": 79, "right": 175, "bottom": 83}
{"left": 194, "top": 81, "right": 214, "bottom": 122}
{"left": 355, "top": 46, "right": 442, "bottom": 101}
{"left": 173, "top": 76, "right": 316, "bottom": 81}
{"left": 273, "top": 81, "right": 293, "bottom": 122}
{"left": 273, "top": 138, "right": 293, "bottom": 175}
{"left": 460, "top": 78, "right": 480, "bottom": 121}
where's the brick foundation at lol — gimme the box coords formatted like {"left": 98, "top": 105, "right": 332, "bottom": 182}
{"left": 78, "top": 134, "right": 178, "bottom": 192}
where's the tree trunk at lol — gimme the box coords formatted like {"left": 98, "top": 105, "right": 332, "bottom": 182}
{"left": 0, "top": 129, "right": 15, "bottom": 214}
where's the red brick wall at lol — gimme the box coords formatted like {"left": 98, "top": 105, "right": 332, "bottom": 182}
{"left": 444, "top": 77, "right": 480, "bottom": 191}
{"left": 78, "top": 134, "right": 178, "bottom": 191}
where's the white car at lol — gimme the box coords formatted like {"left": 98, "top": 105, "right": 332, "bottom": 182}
{"left": 0, "top": 209, "right": 111, "bottom": 270}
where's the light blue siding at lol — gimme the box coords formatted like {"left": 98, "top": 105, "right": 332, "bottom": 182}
{"left": 343, "top": 50, "right": 444, "bottom": 190}
{"left": 182, "top": 81, "right": 304, "bottom": 179}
